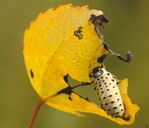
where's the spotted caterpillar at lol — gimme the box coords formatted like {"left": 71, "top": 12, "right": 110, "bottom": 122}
{"left": 91, "top": 67, "right": 125, "bottom": 117}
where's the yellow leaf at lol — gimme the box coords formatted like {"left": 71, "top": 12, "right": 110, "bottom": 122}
{"left": 23, "top": 4, "right": 139, "bottom": 125}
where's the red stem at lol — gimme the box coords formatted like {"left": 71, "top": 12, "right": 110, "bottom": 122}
{"left": 27, "top": 99, "right": 44, "bottom": 128}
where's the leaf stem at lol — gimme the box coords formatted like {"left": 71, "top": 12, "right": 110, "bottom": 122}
{"left": 27, "top": 99, "right": 44, "bottom": 128}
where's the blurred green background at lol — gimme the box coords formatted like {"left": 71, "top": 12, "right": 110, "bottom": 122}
{"left": 0, "top": 0, "right": 149, "bottom": 128}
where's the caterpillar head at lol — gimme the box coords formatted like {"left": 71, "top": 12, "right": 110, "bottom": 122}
{"left": 90, "top": 67, "right": 106, "bottom": 78}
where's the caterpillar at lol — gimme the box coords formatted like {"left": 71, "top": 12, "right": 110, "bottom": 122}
{"left": 91, "top": 67, "right": 125, "bottom": 117}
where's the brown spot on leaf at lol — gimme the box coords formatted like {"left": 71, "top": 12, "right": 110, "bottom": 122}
{"left": 74, "top": 26, "right": 83, "bottom": 39}
{"left": 122, "top": 116, "right": 130, "bottom": 121}
{"left": 68, "top": 96, "right": 72, "bottom": 101}
{"left": 30, "top": 69, "right": 34, "bottom": 78}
